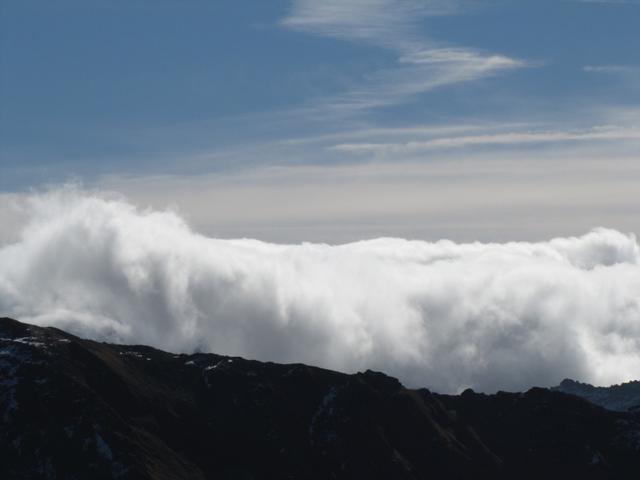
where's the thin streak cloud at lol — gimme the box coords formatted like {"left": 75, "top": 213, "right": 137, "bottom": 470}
{"left": 331, "top": 126, "right": 640, "bottom": 154}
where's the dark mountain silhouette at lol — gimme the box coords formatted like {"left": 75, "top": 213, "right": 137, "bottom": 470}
{"left": 553, "top": 378, "right": 640, "bottom": 412}
{"left": 2, "top": 316, "right": 640, "bottom": 479}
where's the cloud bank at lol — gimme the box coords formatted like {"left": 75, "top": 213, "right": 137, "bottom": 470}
{"left": 2, "top": 189, "right": 640, "bottom": 393}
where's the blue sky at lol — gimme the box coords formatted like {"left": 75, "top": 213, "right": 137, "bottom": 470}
{"left": 1, "top": 0, "right": 640, "bottom": 242}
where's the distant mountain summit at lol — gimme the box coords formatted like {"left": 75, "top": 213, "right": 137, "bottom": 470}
{"left": 2, "top": 316, "right": 640, "bottom": 479}
{"left": 553, "top": 378, "right": 640, "bottom": 412}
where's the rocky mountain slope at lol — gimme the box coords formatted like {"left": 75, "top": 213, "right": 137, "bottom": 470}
{"left": 554, "top": 378, "right": 640, "bottom": 412}
{"left": 2, "top": 316, "right": 640, "bottom": 479}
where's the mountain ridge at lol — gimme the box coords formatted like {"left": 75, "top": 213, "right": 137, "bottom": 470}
{"left": 2, "top": 316, "right": 640, "bottom": 479}
{"left": 553, "top": 378, "right": 640, "bottom": 412}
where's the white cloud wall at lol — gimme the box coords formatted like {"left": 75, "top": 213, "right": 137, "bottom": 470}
{"left": 1, "top": 188, "right": 640, "bottom": 393}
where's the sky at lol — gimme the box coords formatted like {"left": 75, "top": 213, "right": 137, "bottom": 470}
{"left": 1, "top": 1, "right": 640, "bottom": 392}
{"left": 1, "top": 0, "right": 639, "bottom": 242}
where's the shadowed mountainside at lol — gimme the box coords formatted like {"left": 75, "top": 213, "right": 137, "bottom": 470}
{"left": 2, "top": 317, "right": 640, "bottom": 479}
{"left": 554, "top": 378, "right": 640, "bottom": 412}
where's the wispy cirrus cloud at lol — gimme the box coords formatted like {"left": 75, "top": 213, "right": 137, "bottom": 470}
{"left": 584, "top": 65, "right": 640, "bottom": 73}
{"left": 327, "top": 48, "right": 525, "bottom": 113}
{"left": 331, "top": 125, "right": 640, "bottom": 154}
{"left": 282, "top": 0, "right": 459, "bottom": 50}
{"left": 583, "top": 65, "right": 640, "bottom": 86}
{"left": 281, "top": 0, "right": 528, "bottom": 113}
